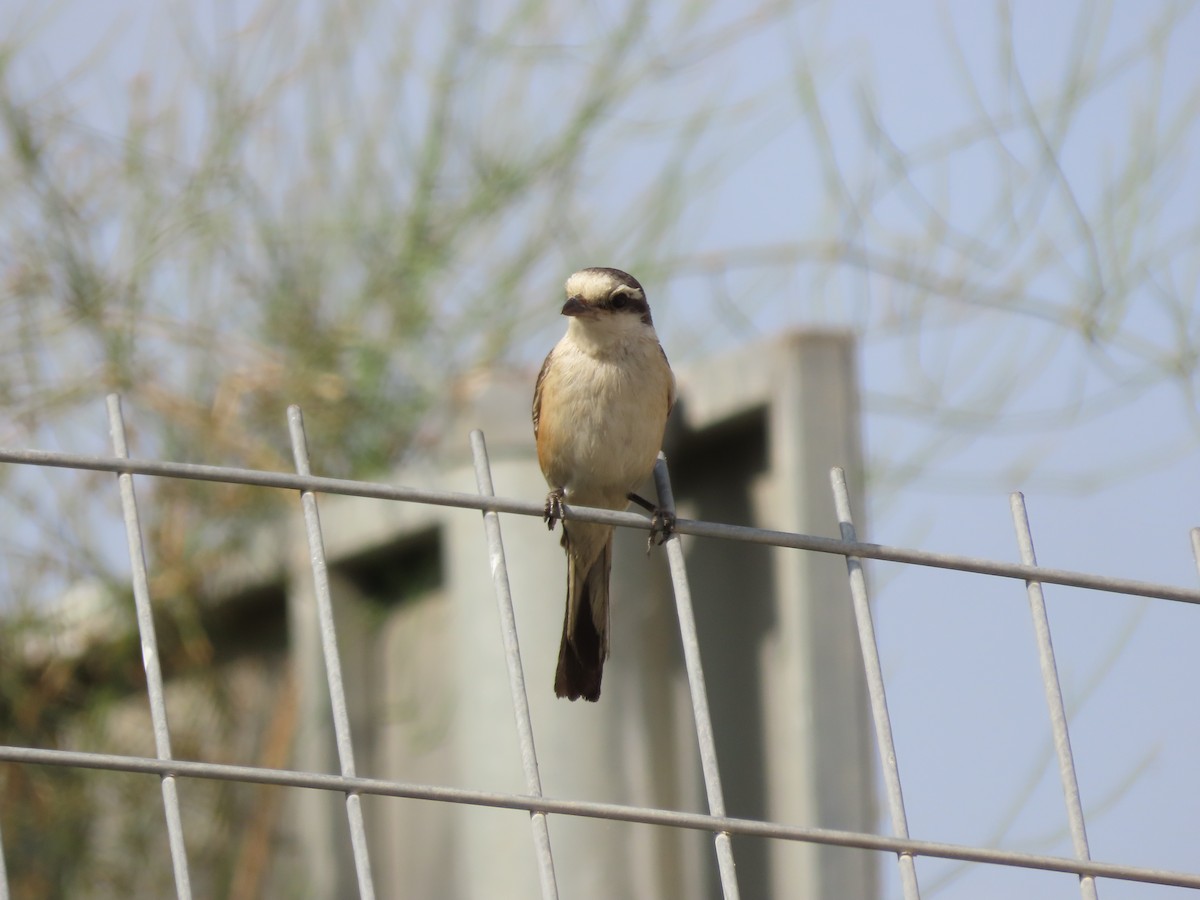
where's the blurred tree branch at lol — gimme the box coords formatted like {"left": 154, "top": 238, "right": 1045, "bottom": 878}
{"left": 670, "top": 1, "right": 1200, "bottom": 496}
{"left": 0, "top": 0, "right": 795, "bottom": 607}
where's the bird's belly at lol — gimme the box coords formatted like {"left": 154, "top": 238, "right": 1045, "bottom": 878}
{"left": 539, "top": 358, "right": 669, "bottom": 507}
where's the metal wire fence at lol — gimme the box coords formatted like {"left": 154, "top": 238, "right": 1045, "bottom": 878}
{"left": 1, "top": 395, "right": 1200, "bottom": 899}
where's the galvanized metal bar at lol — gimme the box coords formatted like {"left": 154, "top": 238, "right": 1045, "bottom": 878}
{"left": 2, "top": 447, "right": 1198, "bottom": 605}
{"left": 4, "top": 742, "right": 1200, "bottom": 891}
{"left": 286, "top": 406, "right": 376, "bottom": 900}
{"left": 468, "top": 430, "right": 559, "bottom": 900}
{"left": 1010, "top": 493, "right": 1099, "bottom": 900}
{"left": 830, "top": 467, "right": 921, "bottom": 899}
{"left": 105, "top": 395, "right": 193, "bottom": 900}
{"left": 0, "top": 810, "right": 9, "bottom": 900}
{"left": 652, "top": 454, "right": 741, "bottom": 900}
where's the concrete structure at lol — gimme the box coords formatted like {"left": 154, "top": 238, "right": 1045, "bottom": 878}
{"left": 287, "top": 331, "right": 876, "bottom": 898}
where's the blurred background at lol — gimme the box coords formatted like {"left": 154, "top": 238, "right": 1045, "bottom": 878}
{"left": 0, "top": 1, "right": 1197, "bottom": 898}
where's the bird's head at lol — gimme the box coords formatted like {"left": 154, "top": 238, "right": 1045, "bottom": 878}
{"left": 561, "top": 268, "right": 655, "bottom": 342}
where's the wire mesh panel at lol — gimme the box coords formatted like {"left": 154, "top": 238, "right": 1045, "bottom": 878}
{"left": 1, "top": 399, "right": 1199, "bottom": 898}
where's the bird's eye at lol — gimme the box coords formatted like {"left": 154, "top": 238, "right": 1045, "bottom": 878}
{"left": 611, "top": 293, "right": 629, "bottom": 309}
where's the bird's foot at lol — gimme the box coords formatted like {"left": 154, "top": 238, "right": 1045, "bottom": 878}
{"left": 647, "top": 508, "right": 676, "bottom": 552}
{"left": 544, "top": 487, "right": 566, "bottom": 531}
{"left": 627, "top": 492, "right": 675, "bottom": 552}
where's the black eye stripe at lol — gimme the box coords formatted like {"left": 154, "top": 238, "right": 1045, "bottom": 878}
{"left": 616, "top": 295, "right": 653, "bottom": 325}
{"left": 606, "top": 290, "right": 648, "bottom": 313}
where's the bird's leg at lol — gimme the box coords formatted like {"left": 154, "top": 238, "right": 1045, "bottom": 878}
{"left": 648, "top": 508, "right": 676, "bottom": 550}
{"left": 544, "top": 487, "right": 566, "bottom": 531}
{"left": 627, "top": 492, "right": 676, "bottom": 552}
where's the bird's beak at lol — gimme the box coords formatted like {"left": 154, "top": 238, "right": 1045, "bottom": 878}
{"left": 561, "top": 295, "right": 588, "bottom": 317}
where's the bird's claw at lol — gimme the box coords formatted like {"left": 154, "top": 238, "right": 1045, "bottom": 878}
{"left": 544, "top": 488, "right": 566, "bottom": 531}
{"left": 646, "top": 508, "right": 676, "bottom": 553}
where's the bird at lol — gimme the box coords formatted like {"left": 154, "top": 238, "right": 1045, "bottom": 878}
{"left": 532, "top": 267, "right": 676, "bottom": 701}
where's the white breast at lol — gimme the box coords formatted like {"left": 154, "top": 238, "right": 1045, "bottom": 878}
{"left": 539, "top": 332, "right": 672, "bottom": 509}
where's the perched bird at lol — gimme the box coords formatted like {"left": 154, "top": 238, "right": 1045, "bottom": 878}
{"left": 532, "top": 267, "right": 676, "bottom": 701}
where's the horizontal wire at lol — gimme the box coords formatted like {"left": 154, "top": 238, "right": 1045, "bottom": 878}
{"left": 2, "top": 447, "right": 1198, "bottom": 605}
{"left": 1, "top": 744, "right": 1198, "bottom": 891}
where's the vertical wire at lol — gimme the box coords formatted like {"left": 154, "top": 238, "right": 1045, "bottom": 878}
{"left": 1010, "top": 493, "right": 1098, "bottom": 900}
{"left": 830, "top": 467, "right": 921, "bottom": 900}
{"left": 1190, "top": 529, "right": 1200, "bottom": 581}
{"left": 287, "top": 406, "right": 377, "bottom": 900}
{"left": 105, "top": 395, "right": 193, "bottom": 900}
{"left": 468, "top": 431, "right": 559, "bottom": 900}
{"left": 0, "top": 809, "right": 9, "bottom": 900}
{"left": 652, "top": 455, "right": 741, "bottom": 900}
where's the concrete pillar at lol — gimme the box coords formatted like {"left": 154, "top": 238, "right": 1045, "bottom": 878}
{"left": 290, "top": 332, "right": 875, "bottom": 899}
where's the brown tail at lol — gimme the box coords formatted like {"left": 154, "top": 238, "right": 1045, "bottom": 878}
{"left": 554, "top": 525, "right": 612, "bottom": 702}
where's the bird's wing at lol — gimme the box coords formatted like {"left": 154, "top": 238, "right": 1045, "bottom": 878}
{"left": 661, "top": 343, "right": 677, "bottom": 413}
{"left": 532, "top": 348, "right": 555, "bottom": 440}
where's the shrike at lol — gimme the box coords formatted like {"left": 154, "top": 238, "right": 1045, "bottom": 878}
{"left": 532, "top": 267, "right": 676, "bottom": 701}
